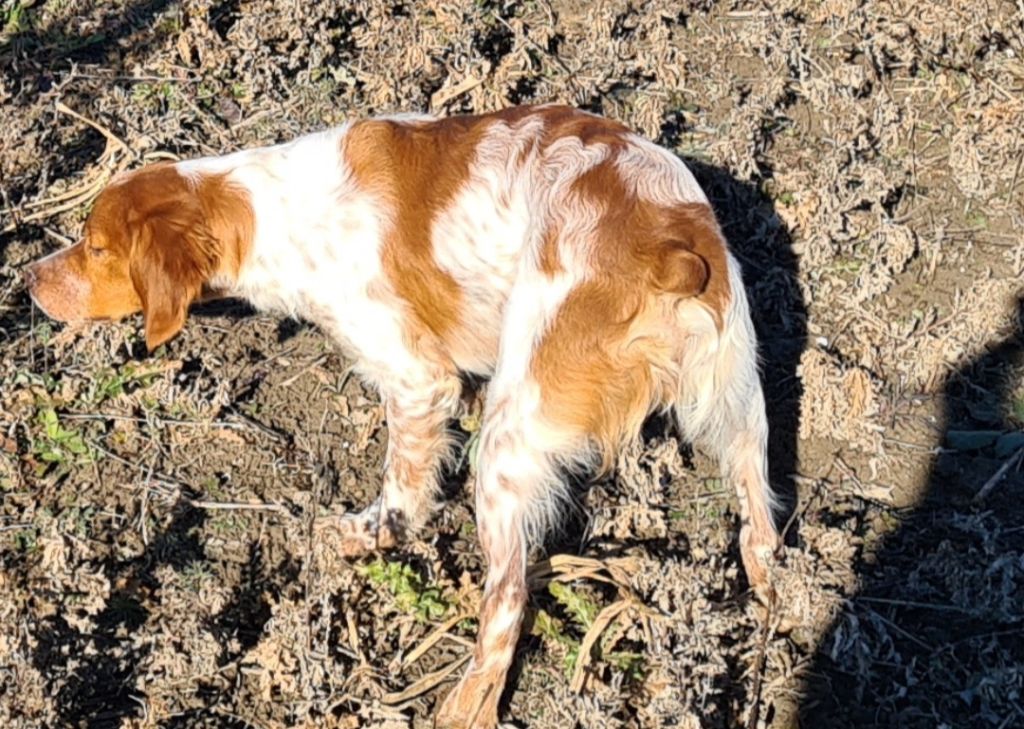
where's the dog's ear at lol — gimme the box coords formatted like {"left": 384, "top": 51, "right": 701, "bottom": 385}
{"left": 130, "top": 212, "right": 218, "bottom": 351}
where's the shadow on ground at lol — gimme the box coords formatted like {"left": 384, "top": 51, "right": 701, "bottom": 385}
{"left": 30, "top": 505, "right": 204, "bottom": 727}
{"left": 801, "top": 298, "right": 1024, "bottom": 728}
{"left": 28, "top": 494, "right": 280, "bottom": 728}
{"left": 1, "top": 0, "right": 178, "bottom": 98}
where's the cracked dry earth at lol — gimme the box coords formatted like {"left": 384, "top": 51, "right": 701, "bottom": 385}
{"left": 1, "top": 1, "right": 1023, "bottom": 728}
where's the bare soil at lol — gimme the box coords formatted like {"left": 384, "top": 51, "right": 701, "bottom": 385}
{"left": 1, "top": 1, "right": 1022, "bottom": 728}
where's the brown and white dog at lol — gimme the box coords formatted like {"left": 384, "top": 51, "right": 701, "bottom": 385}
{"left": 25, "top": 104, "right": 780, "bottom": 728}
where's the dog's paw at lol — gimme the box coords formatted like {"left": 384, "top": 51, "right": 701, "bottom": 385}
{"left": 740, "top": 527, "right": 782, "bottom": 602}
{"left": 435, "top": 669, "right": 501, "bottom": 729}
{"left": 315, "top": 507, "right": 398, "bottom": 558}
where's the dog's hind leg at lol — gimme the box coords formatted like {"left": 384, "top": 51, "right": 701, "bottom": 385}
{"left": 437, "top": 278, "right": 658, "bottom": 729}
{"left": 672, "top": 255, "right": 781, "bottom": 603}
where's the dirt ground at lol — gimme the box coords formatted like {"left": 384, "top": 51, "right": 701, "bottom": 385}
{"left": 1, "top": 1, "right": 1022, "bottom": 727}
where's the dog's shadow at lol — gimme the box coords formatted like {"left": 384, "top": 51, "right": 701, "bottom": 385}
{"left": 800, "top": 299, "right": 1024, "bottom": 728}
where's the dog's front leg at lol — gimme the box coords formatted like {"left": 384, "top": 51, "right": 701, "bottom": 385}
{"left": 331, "top": 370, "right": 462, "bottom": 555}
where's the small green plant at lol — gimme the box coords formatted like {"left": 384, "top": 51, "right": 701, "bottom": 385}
{"left": 1, "top": 1, "right": 32, "bottom": 38}
{"left": 180, "top": 561, "right": 213, "bottom": 592}
{"left": 209, "top": 512, "right": 247, "bottom": 537}
{"left": 14, "top": 369, "right": 57, "bottom": 392}
{"left": 360, "top": 558, "right": 449, "bottom": 622}
{"left": 92, "top": 368, "right": 130, "bottom": 404}
{"left": 131, "top": 81, "right": 179, "bottom": 111}
{"left": 31, "top": 408, "right": 93, "bottom": 476}
{"left": 84, "top": 363, "right": 163, "bottom": 406}
{"left": 605, "top": 650, "right": 646, "bottom": 680}
{"left": 242, "top": 401, "right": 264, "bottom": 417}
{"left": 532, "top": 607, "right": 581, "bottom": 674}
{"left": 200, "top": 476, "right": 225, "bottom": 499}
{"left": 61, "top": 505, "right": 96, "bottom": 539}
{"left": 966, "top": 211, "right": 989, "bottom": 230}
{"left": 12, "top": 525, "right": 38, "bottom": 553}
{"left": 549, "top": 581, "right": 599, "bottom": 627}
{"left": 828, "top": 256, "right": 864, "bottom": 275}
{"left": 130, "top": 83, "right": 152, "bottom": 105}
{"left": 534, "top": 582, "right": 647, "bottom": 681}
{"left": 33, "top": 321, "right": 53, "bottom": 344}
{"left": 154, "top": 13, "right": 182, "bottom": 35}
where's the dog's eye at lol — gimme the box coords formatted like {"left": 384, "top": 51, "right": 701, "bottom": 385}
{"left": 88, "top": 246, "right": 107, "bottom": 258}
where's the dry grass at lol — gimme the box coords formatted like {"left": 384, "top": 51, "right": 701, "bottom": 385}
{"left": 1, "top": 1, "right": 1023, "bottom": 727}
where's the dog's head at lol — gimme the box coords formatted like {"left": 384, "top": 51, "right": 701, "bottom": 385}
{"left": 25, "top": 163, "right": 252, "bottom": 351}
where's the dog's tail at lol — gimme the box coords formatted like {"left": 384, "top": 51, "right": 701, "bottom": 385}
{"left": 669, "top": 250, "right": 781, "bottom": 595}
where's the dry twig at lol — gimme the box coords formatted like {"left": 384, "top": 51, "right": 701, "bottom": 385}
{"left": 974, "top": 446, "right": 1024, "bottom": 504}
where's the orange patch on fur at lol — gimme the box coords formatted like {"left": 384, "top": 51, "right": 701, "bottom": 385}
{"left": 340, "top": 105, "right": 638, "bottom": 352}
{"left": 568, "top": 157, "right": 731, "bottom": 322}
{"left": 530, "top": 279, "right": 655, "bottom": 469}
{"left": 534, "top": 105, "right": 632, "bottom": 151}
{"left": 342, "top": 115, "right": 495, "bottom": 347}
{"left": 197, "top": 172, "right": 255, "bottom": 280}
{"left": 531, "top": 157, "right": 732, "bottom": 466}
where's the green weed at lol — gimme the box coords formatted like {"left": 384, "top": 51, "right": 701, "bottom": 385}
{"left": 533, "top": 582, "right": 647, "bottom": 681}
{"left": 131, "top": 81, "right": 179, "bottom": 111}
{"left": 154, "top": 14, "right": 182, "bottom": 36}
{"left": 605, "top": 650, "right": 646, "bottom": 681}
{"left": 200, "top": 476, "right": 225, "bottom": 499}
{"left": 61, "top": 504, "right": 96, "bottom": 539}
{"left": 33, "top": 321, "right": 53, "bottom": 344}
{"left": 532, "top": 607, "right": 581, "bottom": 674}
{"left": 87, "top": 363, "right": 162, "bottom": 405}
{"left": 14, "top": 369, "right": 57, "bottom": 393}
{"left": 967, "top": 211, "right": 989, "bottom": 230}
{"left": 209, "top": 512, "right": 248, "bottom": 537}
{"left": 1, "top": 1, "right": 31, "bottom": 38}
{"left": 31, "top": 408, "right": 93, "bottom": 476}
{"left": 12, "top": 525, "right": 38, "bottom": 553}
{"left": 549, "top": 581, "right": 599, "bottom": 627}
{"left": 360, "top": 558, "right": 449, "bottom": 622}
